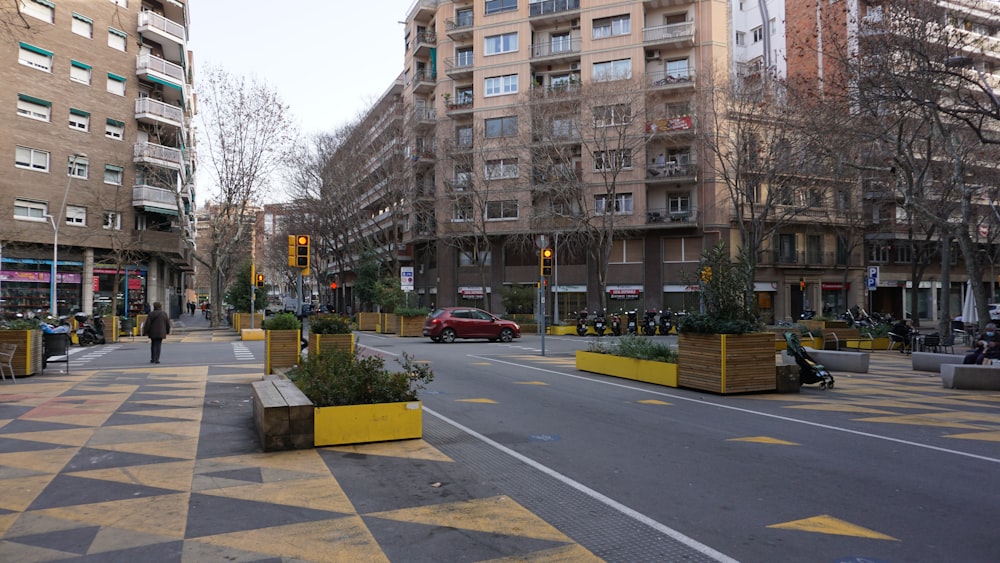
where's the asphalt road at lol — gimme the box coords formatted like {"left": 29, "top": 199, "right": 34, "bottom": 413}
{"left": 70, "top": 330, "right": 1000, "bottom": 562}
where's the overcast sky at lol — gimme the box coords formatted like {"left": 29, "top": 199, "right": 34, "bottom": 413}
{"left": 187, "top": 1, "right": 413, "bottom": 136}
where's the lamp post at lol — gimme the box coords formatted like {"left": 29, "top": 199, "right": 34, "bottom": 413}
{"left": 48, "top": 153, "right": 86, "bottom": 318}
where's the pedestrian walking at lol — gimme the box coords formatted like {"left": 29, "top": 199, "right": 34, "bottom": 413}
{"left": 141, "top": 302, "right": 171, "bottom": 364}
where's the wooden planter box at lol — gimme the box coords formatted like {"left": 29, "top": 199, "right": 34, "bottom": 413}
{"left": 308, "top": 333, "right": 355, "bottom": 358}
{"left": 379, "top": 313, "right": 398, "bottom": 334}
{"left": 397, "top": 315, "right": 425, "bottom": 337}
{"left": 575, "top": 351, "right": 677, "bottom": 387}
{"left": 314, "top": 401, "right": 422, "bottom": 446}
{"left": 677, "top": 332, "right": 777, "bottom": 394}
{"left": 233, "top": 313, "right": 264, "bottom": 331}
{"left": 265, "top": 329, "right": 301, "bottom": 374}
{"left": 357, "top": 312, "right": 379, "bottom": 331}
{"left": 0, "top": 329, "right": 42, "bottom": 376}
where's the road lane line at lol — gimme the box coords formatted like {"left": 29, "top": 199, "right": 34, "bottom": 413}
{"left": 424, "top": 406, "right": 741, "bottom": 563}
{"left": 468, "top": 355, "right": 1000, "bottom": 466}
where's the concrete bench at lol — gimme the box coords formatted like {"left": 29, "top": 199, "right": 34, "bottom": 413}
{"left": 252, "top": 377, "right": 314, "bottom": 451}
{"left": 911, "top": 351, "right": 964, "bottom": 373}
{"left": 803, "top": 347, "right": 870, "bottom": 373}
{"left": 940, "top": 364, "right": 1000, "bottom": 390}
{"left": 822, "top": 328, "right": 873, "bottom": 351}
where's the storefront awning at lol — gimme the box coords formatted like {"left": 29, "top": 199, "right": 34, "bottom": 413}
{"left": 146, "top": 206, "right": 179, "bottom": 216}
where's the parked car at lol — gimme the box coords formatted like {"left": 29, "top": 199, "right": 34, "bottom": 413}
{"left": 422, "top": 307, "right": 521, "bottom": 343}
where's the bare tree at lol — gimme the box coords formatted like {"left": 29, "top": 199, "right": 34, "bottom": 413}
{"left": 196, "top": 66, "right": 296, "bottom": 325}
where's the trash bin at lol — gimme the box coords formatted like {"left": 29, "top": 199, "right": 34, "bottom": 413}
{"left": 121, "top": 317, "right": 134, "bottom": 337}
{"left": 42, "top": 332, "right": 70, "bottom": 371}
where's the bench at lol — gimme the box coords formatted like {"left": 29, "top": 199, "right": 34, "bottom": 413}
{"left": 940, "top": 364, "right": 1000, "bottom": 390}
{"left": 252, "top": 376, "right": 314, "bottom": 451}
{"left": 803, "top": 347, "right": 870, "bottom": 373}
{"left": 822, "top": 328, "right": 873, "bottom": 351}
{"left": 911, "top": 351, "right": 964, "bottom": 373}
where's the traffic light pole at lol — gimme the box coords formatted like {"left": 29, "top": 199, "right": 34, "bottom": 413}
{"left": 540, "top": 274, "right": 546, "bottom": 357}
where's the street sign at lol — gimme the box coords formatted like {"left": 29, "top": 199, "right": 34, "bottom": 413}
{"left": 401, "top": 267, "right": 414, "bottom": 291}
{"left": 868, "top": 266, "right": 880, "bottom": 283}
{"left": 866, "top": 277, "right": 877, "bottom": 289}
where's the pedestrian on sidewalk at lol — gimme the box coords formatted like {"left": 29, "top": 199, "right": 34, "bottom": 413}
{"left": 141, "top": 302, "right": 171, "bottom": 364}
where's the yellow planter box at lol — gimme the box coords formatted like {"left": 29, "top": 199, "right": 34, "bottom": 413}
{"left": 380, "top": 313, "right": 398, "bottom": 334}
{"left": 575, "top": 351, "right": 678, "bottom": 387}
{"left": 678, "top": 333, "right": 776, "bottom": 394}
{"left": 846, "top": 337, "right": 889, "bottom": 351}
{"left": 265, "top": 329, "right": 301, "bottom": 374}
{"left": 357, "top": 312, "right": 379, "bottom": 331}
{"left": 0, "top": 329, "right": 42, "bottom": 376}
{"left": 242, "top": 328, "right": 265, "bottom": 341}
{"left": 397, "top": 315, "right": 425, "bottom": 337}
{"left": 314, "top": 401, "right": 423, "bottom": 446}
{"left": 308, "top": 333, "right": 355, "bottom": 357}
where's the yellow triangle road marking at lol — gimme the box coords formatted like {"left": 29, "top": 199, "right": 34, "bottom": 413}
{"left": 515, "top": 381, "right": 549, "bottom": 385}
{"left": 638, "top": 399, "right": 671, "bottom": 405}
{"left": 945, "top": 430, "right": 1000, "bottom": 442}
{"left": 768, "top": 514, "right": 898, "bottom": 540}
{"left": 471, "top": 362, "right": 492, "bottom": 365}
{"left": 729, "top": 436, "right": 799, "bottom": 445}
{"left": 457, "top": 398, "right": 497, "bottom": 404}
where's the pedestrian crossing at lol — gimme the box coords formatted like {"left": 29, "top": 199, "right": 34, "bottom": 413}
{"left": 232, "top": 341, "right": 255, "bottom": 361}
{"left": 67, "top": 344, "right": 122, "bottom": 367}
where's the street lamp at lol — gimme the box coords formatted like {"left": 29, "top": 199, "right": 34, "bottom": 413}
{"left": 944, "top": 55, "right": 1000, "bottom": 113}
{"left": 48, "top": 153, "right": 86, "bottom": 318}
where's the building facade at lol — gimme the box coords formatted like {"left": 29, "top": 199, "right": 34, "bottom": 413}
{"left": 1, "top": 0, "right": 197, "bottom": 320}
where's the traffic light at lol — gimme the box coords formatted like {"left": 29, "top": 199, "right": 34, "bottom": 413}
{"left": 255, "top": 273, "right": 265, "bottom": 287}
{"left": 700, "top": 266, "right": 712, "bottom": 284}
{"left": 295, "top": 235, "right": 310, "bottom": 269}
{"left": 540, "top": 248, "right": 553, "bottom": 277}
{"left": 330, "top": 281, "right": 338, "bottom": 290}
{"left": 287, "top": 235, "right": 296, "bottom": 267}
{"left": 799, "top": 277, "right": 806, "bottom": 292}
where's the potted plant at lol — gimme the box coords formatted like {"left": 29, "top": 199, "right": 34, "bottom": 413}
{"left": 0, "top": 318, "right": 43, "bottom": 377}
{"left": 676, "top": 243, "right": 776, "bottom": 394}
{"left": 308, "top": 314, "right": 355, "bottom": 357}
{"left": 395, "top": 306, "right": 430, "bottom": 337}
{"left": 287, "top": 348, "right": 433, "bottom": 446}
{"left": 262, "top": 312, "right": 301, "bottom": 374}
{"left": 575, "top": 335, "right": 679, "bottom": 387}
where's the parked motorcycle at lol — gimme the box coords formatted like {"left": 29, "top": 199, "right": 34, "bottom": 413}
{"left": 643, "top": 309, "right": 658, "bottom": 336}
{"left": 74, "top": 312, "right": 106, "bottom": 346}
{"left": 609, "top": 311, "right": 622, "bottom": 336}
{"left": 576, "top": 310, "right": 589, "bottom": 336}
{"left": 659, "top": 309, "right": 673, "bottom": 335}
{"left": 800, "top": 308, "right": 816, "bottom": 320}
{"left": 626, "top": 310, "right": 638, "bottom": 335}
{"left": 593, "top": 310, "right": 607, "bottom": 336}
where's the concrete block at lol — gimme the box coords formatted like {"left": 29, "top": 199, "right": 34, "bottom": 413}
{"left": 803, "top": 347, "right": 870, "bottom": 373}
{"left": 912, "top": 351, "right": 963, "bottom": 373}
{"left": 940, "top": 364, "right": 1000, "bottom": 390}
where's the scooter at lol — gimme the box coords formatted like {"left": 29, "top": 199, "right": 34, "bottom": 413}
{"left": 626, "top": 311, "right": 638, "bottom": 335}
{"left": 593, "top": 310, "right": 607, "bottom": 336}
{"left": 643, "top": 309, "right": 658, "bottom": 336}
{"left": 659, "top": 309, "right": 673, "bottom": 335}
{"left": 609, "top": 311, "right": 622, "bottom": 336}
{"left": 74, "top": 312, "right": 106, "bottom": 346}
{"left": 576, "top": 310, "right": 589, "bottom": 336}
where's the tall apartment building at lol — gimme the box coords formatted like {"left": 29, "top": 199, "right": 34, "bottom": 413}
{"left": 1, "top": 0, "right": 197, "bottom": 319}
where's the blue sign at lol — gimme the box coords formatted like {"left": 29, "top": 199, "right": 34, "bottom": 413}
{"left": 866, "top": 277, "right": 877, "bottom": 289}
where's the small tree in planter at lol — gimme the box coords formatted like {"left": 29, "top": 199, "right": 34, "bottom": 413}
{"left": 308, "top": 314, "right": 355, "bottom": 356}
{"left": 287, "top": 348, "right": 434, "bottom": 445}
{"left": 262, "top": 312, "right": 301, "bottom": 374}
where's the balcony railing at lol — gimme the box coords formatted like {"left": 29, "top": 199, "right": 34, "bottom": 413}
{"left": 136, "top": 54, "right": 184, "bottom": 83}
{"left": 647, "top": 69, "right": 696, "bottom": 89}
{"left": 646, "top": 161, "right": 697, "bottom": 180}
{"left": 530, "top": 37, "right": 582, "bottom": 59}
{"left": 646, "top": 206, "right": 698, "bottom": 224}
{"left": 133, "top": 184, "right": 179, "bottom": 211}
{"left": 444, "top": 56, "right": 474, "bottom": 75}
{"left": 134, "top": 142, "right": 183, "bottom": 168}
{"left": 529, "top": 0, "right": 580, "bottom": 18}
{"left": 135, "top": 97, "right": 183, "bottom": 125}
{"left": 758, "top": 250, "right": 861, "bottom": 268}
{"left": 445, "top": 14, "right": 473, "bottom": 34}
{"left": 642, "top": 21, "right": 694, "bottom": 45}
{"left": 529, "top": 83, "right": 581, "bottom": 99}
{"left": 137, "top": 10, "right": 185, "bottom": 44}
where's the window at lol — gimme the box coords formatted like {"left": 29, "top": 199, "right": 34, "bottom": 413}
{"left": 455, "top": 47, "right": 474, "bottom": 67}
{"left": 456, "top": 8, "right": 473, "bottom": 27}
{"left": 485, "top": 116, "right": 518, "bottom": 138}
{"left": 66, "top": 205, "right": 87, "bottom": 226}
{"left": 103, "top": 211, "right": 121, "bottom": 230}
{"left": 868, "top": 241, "right": 889, "bottom": 263}
{"left": 105, "top": 119, "right": 125, "bottom": 140}
{"left": 459, "top": 250, "right": 491, "bottom": 266}
{"left": 485, "top": 0, "right": 516, "bottom": 15}
{"left": 666, "top": 59, "right": 690, "bottom": 79}
{"left": 668, "top": 194, "right": 690, "bottom": 214}
{"left": 18, "top": 42, "right": 53, "bottom": 72}
{"left": 595, "top": 193, "right": 634, "bottom": 214}
{"left": 68, "top": 156, "right": 89, "bottom": 179}
{"left": 551, "top": 116, "right": 575, "bottom": 138}
{"left": 453, "top": 200, "right": 474, "bottom": 222}
{"left": 17, "top": 94, "right": 51, "bottom": 121}
{"left": 70, "top": 60, "right": 92, "bottom": 84}
{"left": 485, "top": 158, "right": 519, "bottom": 179}
{"left": 485, "top": 73, "right": 518, "bottom": 96}
{"left": 22, "top": 0, "right": 54, "bottom": 23}
{"left": 735, "top": 31, "right": 745, "bottom": 46}
{"left": 593, "top": 14, "right": 631, "bottom": 39}
{"left": 108, "top": 28, "right": 128, "bottom": 51}
{"left": 593, "top": 59, "right": 631, "bottom": 82}
{"left": 484, "top": 32, "right": 518, "bottom": 55}
{"left": 104, "top": 164, "right": 124, "bottom": 185}
{"left": 594, "top": 150, "right": 632, "bottom": 170}
{"left": 14, "top": 199, "right": 47, "bottom": 221}
{"left": 15, "top": 145, "right": 50, "bottom": 172}
{"left": 593, "top": 104, "right": 631, "bottom": 127}
{"left": 72, "top": 13, "right": 94, "bottom": 38}
{"left": 107, "top": 73, "right": 126, "bottom": 96}
{"left": 551, "top": 32, "right": 571, "bottom": 53}
{"left": 69, "top": 109, "right": 90, "bottom": 132}
{"left": 486, "top": 200, "right": 518, "bottom": 220}
{"left": 456, "top": 125, "right": 473, "bottom": 148}
{"left": 752, "top": 26, "right": 763, "bottom": 43}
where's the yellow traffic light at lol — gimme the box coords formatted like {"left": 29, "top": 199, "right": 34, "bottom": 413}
{"left": 295, "top": 235, "right": 310, "bottom": 270}
{"left": 540, "top": 248, "right": 553, "bottom": 277}
{"left": 255, "top": 273, "right": 265, "bottom": 287}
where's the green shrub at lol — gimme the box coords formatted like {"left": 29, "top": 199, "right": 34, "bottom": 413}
{"left": 863, "top": 323, "right": 891, "bottom": 338}
{"left": 288, "top": 348, "right": 433, "bottom": 406}
{"left": 394, "top": 306, "right": 431, "bottom": 317}
{"left": 587, "top": 334, "right": 677, "bottom": 363}
{"left": 262, "top": 312, "right": 301, "bottom": 330}
{"left": 1, "top": 318, "right": 40, "bottom": 330}
{"left": 308, "top": 314, "right": 353, "bottom": 334}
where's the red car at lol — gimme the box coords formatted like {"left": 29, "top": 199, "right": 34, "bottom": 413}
{"left": 422, "top": 307, "right": 521, "bottom": 343}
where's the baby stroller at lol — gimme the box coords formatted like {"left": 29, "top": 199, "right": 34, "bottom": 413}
{"left": 783, "top": 332, "right": 835, "bottom": 389}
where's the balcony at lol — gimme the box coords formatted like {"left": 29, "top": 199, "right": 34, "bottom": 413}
{"left": 413, "top": 30, "right": 436, "bottom": 58}
{"left": 445, "top": 95, "right": 474, "bottom": 115}
{"left": 645, "top": 206, "right": 698, "bottom": 225}
{"left": 758, "top": 250, "right": 862, "bottom": 268}
{"left": 445, "top": 176, "right": 471, "bottom": 192}
{"left": 133, "top": 184, "right": 179, "bottom": 214}
{"left": 135, "top": 97, "right": 183, "bottom": 129}
{"left": 645, "top": 114, "right": 694, "bottom": 136}
{"left": 445, "top": 14, "right": 473, "bottom": 40}
{"left": 135, "top": 54, "right": 184, "bottom": 90}
{"left": 134, "top": 142, "right": 183, "bottom": 171}
{"left": 444, "top": 56, "right": 474, "bottom": 79}
{"left": 444, "top": 137, "right": 474, "bottom": 154}
{"left": 646, "top": 69, "right": 696, "bottom": 90}
{"left": 412, "top": 69, "right": 436, "bottom": 94}
{"left": 530, "top": 37, "right": 581, "bottom": 63}
{"left": 413, "top": 106, "right": 436, "bottom": 130}
{"left": 642, "top": 22, "right": 695, "bottom": 49}
{"left": 137, "top": 10, "right": 185, "bottom": 50}
{"left": 646, "top": 161, "right": 697, "bottom": 183}
{"left": 529, "top": 82, "right": 581, "bottom": 100}
{"left": 529, "top": 0, "right": 580, "bottom": 23}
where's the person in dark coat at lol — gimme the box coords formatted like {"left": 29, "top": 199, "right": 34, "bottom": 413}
{"left": 141, "top": 301, "right": 171, "bottom": 364}
{"left": 964, "top": 323, "right": 1000, "bottom": 364}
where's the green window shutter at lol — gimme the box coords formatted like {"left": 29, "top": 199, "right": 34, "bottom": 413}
{"left": 18, "top": 93, "right": 51, "bottom": 107}
{"left": 106, "top": 118, "right": 125, "bottom": 127}
{"left": 19, "top": 42, "right": 53, "bottom": 57}
{"left": 71, "top": 12, "right": 93, "bottom": 23}
{"left": 107, "top": 73, "right": 126, "bottom": 82}
{"left": 109, "top": 27, "right": 127, "bottom": 38}
{"left": 71, "top": 60, "right": 92, "bottom": 70}
{"left": 70, "top": 108, "right": 91, "bottom": 117}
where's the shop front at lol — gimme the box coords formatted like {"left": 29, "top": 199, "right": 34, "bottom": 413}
{"left": 93, "top": 267, "right": 147, "bottom": 317}
{"left": 0, "top": 259, "right": 82, "bottom": 317}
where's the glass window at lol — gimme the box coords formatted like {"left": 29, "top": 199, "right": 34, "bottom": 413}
{"left": 14, "top": 199, "right": 47, "bottom": 220}
{"left": 103, "top": 211, "right": 121, "bottom": 230}
{"left": 15, "top": 145, "right": 50, "bottom": 172}
{"left": 70, "top": 61, "right": 92, "bottom": 85}
{"left": 593, "top": 104, "right": 631, "bottom": 126}
{"left": 551, "top": 32, "right": 571, "bottom": 53}
{"left": 66, "top": 205, "right": 87, "bottom": 226}
{"left": 485, "top": 116, "right": 518, "bottom": 138}
{"left": 22, "top": 0, "right": 54, "bottom": 23}
{"left": 486, "top": 200, "right": 518, "bottom": 220}
{"left": 108, "top": 28, "right": 127, "bottom": 51}
{"left": 735, "top": 31, "right": 745, "bottom": 46}
{"left": 593, "top": 59, "right": 631, "bottom": 82}
{"left": 72, "top": 13, "right": 94, "bottom": 38}
{"left": 593, "top": 15, "right": 630, "bottom": 39}
{"left": 105, "top": 120, "right": 125, "bottom": 140}
{"left": 456, "top": 47, "right": 474, "bottom": 67}
{"left": 68, "top": 156, "right": 89, "bottom": 179}
{"left": 595, "top": 193, "right": 634, "bottom": 214}
{"left": 17, "top": 95, "right": 51, "bottom": 121}
{"left": 107, "top": 74, "right": 126, "bottom": 96}
{"left": 456, "top": 8, "right": 473, "bottom": 27}
{"left": 484, "top": 32, "right": 518, "bottom": 55}
{"left": 594, "top": 150, "right": 632, "bottom": 170}
{"left": 485, "top": 158, "right": 519, "bottom": 179}
{"left": 104, "top": 165, "right": 123, "bottom": 185}
{"left": 752, "top": 26, "right": 763, "bottom": 43}
{"left": 69, "top": 110, "right": 90, "bottom": 132}
{"left": 485, "top": 0, "right": 517, "bottom": 15}
{"left": 668, "top": 194, "right": 690, "bottom": 213}
{"left": 485, "top": 73, "right": 518, "bottom": 96}
{"left": 18, "top": 43, "right": 53, "bottom": 72}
